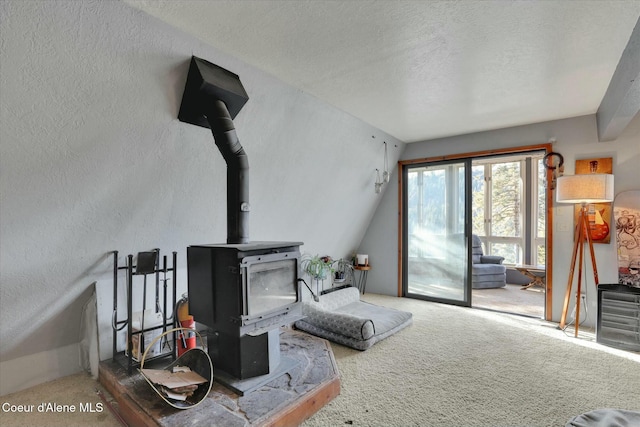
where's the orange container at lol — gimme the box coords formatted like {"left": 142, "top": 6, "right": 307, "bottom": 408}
{"left": 177, "top": 315, "right": 196, "bottom": 357}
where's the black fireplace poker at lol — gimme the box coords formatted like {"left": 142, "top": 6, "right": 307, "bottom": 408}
{"left": 178, "top": 56, "right": 251, "bottom": 244}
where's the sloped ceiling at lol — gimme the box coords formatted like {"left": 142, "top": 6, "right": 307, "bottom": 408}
{"left": 123, "top": 0, "right": 640, "bottom": 143}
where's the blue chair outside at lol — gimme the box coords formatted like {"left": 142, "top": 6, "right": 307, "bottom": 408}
{"left": 471, "top": 234, "right": 506, "bottom": 289}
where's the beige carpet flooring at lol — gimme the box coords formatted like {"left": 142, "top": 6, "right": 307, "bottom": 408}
{"left": 2, "top": 294, "right": 637, "bottom": 427}
{"left": 473, "top": 283, "right": 545, "bottom": 318}
{"left": 302, "top": 293, "right": 639, "bottom": 427}
{"left": 0, "top": 371, "right": 123, "bottom": 427}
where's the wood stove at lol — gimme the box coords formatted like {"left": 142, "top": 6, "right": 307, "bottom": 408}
{"left": 187, "top": 241, "right": 303, "bottom": 385}
{"left": 179, "top": 57, "right": 305, "bottom": 394}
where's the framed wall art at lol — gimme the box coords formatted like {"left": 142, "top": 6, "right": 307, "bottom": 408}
{"left": 614, "top": 190, "right": 640, "bottom": 287}
{"left": 574, "top": 157, "right": 613, "bottom": 244}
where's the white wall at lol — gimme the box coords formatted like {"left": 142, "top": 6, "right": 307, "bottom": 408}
{"left": 359, "top": 114, "right": 640, "bottom": 326}
{"left": 0, "top": 0, "right": 403, "bottom": 395}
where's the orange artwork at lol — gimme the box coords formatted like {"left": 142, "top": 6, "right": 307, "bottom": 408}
{"left": 575, "top": 157, "right": 612, "bottom": 175}
{"left": 573, "top": 158, "right": 613, "bottom": 244}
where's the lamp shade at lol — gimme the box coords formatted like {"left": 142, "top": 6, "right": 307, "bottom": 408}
{"left": 556, "top": 173, "right": 614, "bottom": 204}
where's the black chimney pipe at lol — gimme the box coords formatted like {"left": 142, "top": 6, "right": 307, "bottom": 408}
{"left": 205, "top": 100, "right": 250, "bottom": 244}
{"left": 178, "top": 57, "right": 251, "bottom": 244}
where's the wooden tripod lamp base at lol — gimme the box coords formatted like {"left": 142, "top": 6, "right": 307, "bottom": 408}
{"left": 555, "top": 173, "right": 614, "bottom": 337}
{"left": 558, "top": 204, "right": 598, "bottom": 337}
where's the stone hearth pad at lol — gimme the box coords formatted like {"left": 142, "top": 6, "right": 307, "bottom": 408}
{"left": 99, "top": 329, "right": 340, "bottom": 426}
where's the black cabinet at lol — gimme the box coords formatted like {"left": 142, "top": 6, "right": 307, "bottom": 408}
{"left": 597, "top": 284, "right": 640, "bottom": 351}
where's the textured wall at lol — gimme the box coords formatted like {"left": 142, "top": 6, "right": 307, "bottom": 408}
{"left": 0, "top": 0, "right": 402, "bottom": 392}
{"left": 359, "top": 113, "right": 640, "bottom": 327}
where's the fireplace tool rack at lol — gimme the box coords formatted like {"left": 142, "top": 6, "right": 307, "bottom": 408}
{"left": 111, "top": 249, "right": 178, "bottom": 374}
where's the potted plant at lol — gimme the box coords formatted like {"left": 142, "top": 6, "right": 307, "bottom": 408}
{"left": 301, "top": 254, "right": 334, "bottom": 281}
{"left": 332, "top": 258, "right": 353, "bottom": 283}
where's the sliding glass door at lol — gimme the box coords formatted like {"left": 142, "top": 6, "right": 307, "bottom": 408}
{"left": 403, "top": 159, "right": 471, "bottom": 305}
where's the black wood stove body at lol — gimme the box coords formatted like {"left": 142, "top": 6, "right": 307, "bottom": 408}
{"left": 187, "top": 241, "right": 303, "bottom": 383}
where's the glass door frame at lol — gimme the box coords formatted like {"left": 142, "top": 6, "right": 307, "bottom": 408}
{"left": 401, "top": 158, "right": 473, "bottom": 307}
{"left": 397, "top": 143, "right": 554, "bottom": 320}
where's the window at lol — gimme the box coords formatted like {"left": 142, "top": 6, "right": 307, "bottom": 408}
{"left": 471, "top": 153, "right": 545, "bottom": 265}
{"left": 407, "top": 164, "right": 467, "bottom": 258}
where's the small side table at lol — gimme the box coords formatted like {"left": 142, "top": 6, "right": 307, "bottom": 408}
{"left": 515, "top": 265, "right": 546, "bottom": 291}
{"left": 353, "top": 265, "right": 371, "bottom": 294}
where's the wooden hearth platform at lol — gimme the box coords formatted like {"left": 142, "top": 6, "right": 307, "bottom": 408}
{"left": 99, "top": 329, "right": 340, "bottom": 426}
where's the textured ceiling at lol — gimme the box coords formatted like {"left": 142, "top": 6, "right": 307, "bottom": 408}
{"left": 124, "top": 0, "right": 640, "bottom": 143}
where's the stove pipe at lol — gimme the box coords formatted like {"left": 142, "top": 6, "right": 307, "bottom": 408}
{"left": 205, "top": 100, "right": 249, "bottom": 244}
{"left": 178, "top": 57, "right": 251, "bottom": 244}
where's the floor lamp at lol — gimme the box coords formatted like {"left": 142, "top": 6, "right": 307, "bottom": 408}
{"left": 556, "top": 173, "right": 614, "bottom": 337}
